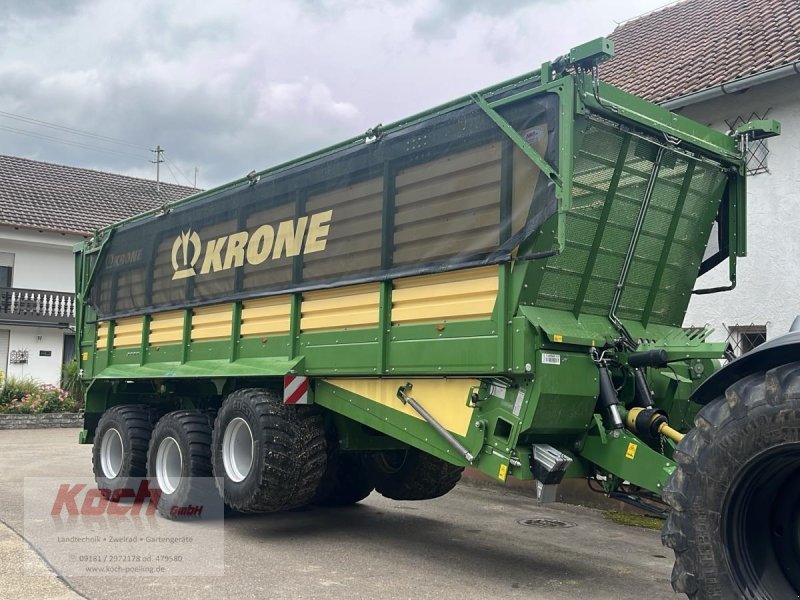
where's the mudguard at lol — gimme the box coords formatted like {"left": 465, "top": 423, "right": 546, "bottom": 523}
{"left": 692, "top": 330, "right": 800, "bottom": 404}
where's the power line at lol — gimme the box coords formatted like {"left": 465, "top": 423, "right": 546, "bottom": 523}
{"left": 0, "top": 123, "right": 150, "bottom": 162}
{"left": 0, "top": 110, "right": 198, "bottom": 183}
{"left": 0, "top": 109, "right": 146, "bottom": 150}
{"left": 163, "top": 159, "right": 182, "bottom": 186}
{"left": 163, "top": 154, "right": 196, "bottom": 187}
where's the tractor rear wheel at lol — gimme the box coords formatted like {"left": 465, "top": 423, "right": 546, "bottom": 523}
{"left": 662, "top": 363, "right": 800, "bottom": 599}
{"left": 368, "top": 448, "right": 463, "bottom": 501}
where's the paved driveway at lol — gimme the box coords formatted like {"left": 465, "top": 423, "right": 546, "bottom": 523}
{"left": 0, "top": 428, "right": 677, "bottom": 600}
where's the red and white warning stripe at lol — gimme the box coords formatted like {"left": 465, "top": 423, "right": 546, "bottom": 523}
{"left": 283, "top": 374, "right": 309, "bottom": 404}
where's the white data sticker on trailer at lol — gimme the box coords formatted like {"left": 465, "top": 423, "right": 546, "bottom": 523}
{"left": 541, "top": 353, "right": 561, "bottom": 366}
{"left": 489, "top": 383, "right": 508, "bottom": 399}
{"left": 512, "top": 388, "right": 526, "bottom": 417}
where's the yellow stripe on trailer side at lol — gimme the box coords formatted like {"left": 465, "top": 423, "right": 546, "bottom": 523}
{"left": 391, "top": 265, "right": 499, "bottom": 325}
{"left": 324, "top": 378, "right": 477, "bottom": 437}
{"left": 192, "top": 304, "right": 233, "bottom": 341}
{"left": 240, "top": 295, "right": 292, "bottom": 337}
{"left": 113, "top": 316, "right": 143, "bottom": 348}
{"left": 148, "top": 310, "right": 185, "bottom": 345}
{"left": 96, "top": 322, "right": 109, "bottom": 349}
{"left": 301, "top": 283, "right": 380, "bottom": 333}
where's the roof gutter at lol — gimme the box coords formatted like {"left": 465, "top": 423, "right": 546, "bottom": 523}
{"left": 0, "top": 221, "right": 90, "bottom": 238}
{"left": 661, "top": 60, "right": 800, "bottom": 110}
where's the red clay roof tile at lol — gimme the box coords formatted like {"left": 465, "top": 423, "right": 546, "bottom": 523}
{"left": 0, "top": 155, "right": 199, "bottom": 236}
{"left": 602, "top": 0, "right": 800, "bottom": 103}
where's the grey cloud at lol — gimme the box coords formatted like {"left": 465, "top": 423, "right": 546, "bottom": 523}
{"left": 413, "top": 0, "right": 550, "bottom": 39}
{"left": 0, "top": 0, "right": 665, "bottom": 190}
{"left": 0, "top": 52, "right": 361, "bottom": 188}
{"left": 1, "top": 0, "right": 93, "bottom": 19}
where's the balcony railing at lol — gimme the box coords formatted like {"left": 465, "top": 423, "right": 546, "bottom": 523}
{"left": 0, "top": 287, "right": 76, "bottom": 326}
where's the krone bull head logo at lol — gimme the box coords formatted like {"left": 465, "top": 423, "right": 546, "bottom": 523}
{"left": 171, "top": 230, "right": 202, "bottom": 280}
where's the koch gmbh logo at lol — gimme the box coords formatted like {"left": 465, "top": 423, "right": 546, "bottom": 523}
{"left": 24, "top": 477, "right": 224, "bottom": 577}
{"left": 171, "top": 229, "right": 202, "bottom": 280}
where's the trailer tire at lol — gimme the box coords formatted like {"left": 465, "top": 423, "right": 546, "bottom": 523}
{"left": 313, "top": 451, "right": 374, "bottom": 506}
{"left": 147, "top": 410, "right": 218, "bottom": 519}
{"left": 662, "top": 363, "right": 800, "bottom": 599}
{"left": 369, "top": 448, "right": 463, "bottom": 501}
{"left": 92, "top": 405, "right": 154, "bottom": 500}
{"left": 212, "top": 388, "right": 327, "bottom": 513}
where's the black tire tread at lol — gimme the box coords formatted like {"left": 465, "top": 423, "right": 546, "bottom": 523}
{"left": 147, "top": 410, "right": 216, "bottom": 518}
{"left": 662, "top": 363, "right": 800, "bottom": 599}
{"left": 213, "top": 388, "right": 327, "bottom": 513}
{"left": 313, "top": 449, "right": 374, "bottom": 506}
{"left": 373, "top": 449, "right": 463, "bottom": 501}
{"left": 92, "top": 404, "right": 154, "bottom": 498}
{"left": 149, "top": 410, "right": 214, "bottom": 477}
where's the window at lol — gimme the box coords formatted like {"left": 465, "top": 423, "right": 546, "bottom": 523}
{"left": 0, "top": 252, "right": 13, "bottom": 288}
{"left": 725, "top": 324, "right": 767, "bottom": 360}
{"left": 725, "top": 111, "right": 771, "bottom": 175}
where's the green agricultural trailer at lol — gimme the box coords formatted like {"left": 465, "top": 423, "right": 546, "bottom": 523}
{"left": 74, "top": 38, "right": 797, "bottom": 599}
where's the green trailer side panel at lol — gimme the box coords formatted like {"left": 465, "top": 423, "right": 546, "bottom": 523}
{"left": 92, "top": 356, "right": 304, "bottom": 379}
{"left": 523, "top": 350, "right": 599, "bottom": 435}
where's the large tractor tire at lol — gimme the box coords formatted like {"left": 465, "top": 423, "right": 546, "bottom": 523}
{"left": 92, "top": 405, "right": 154, "bottom": 500}
{"left": 662, "top": 363, "right": 800, "bottom": 599}
{"left": 313, "top": 451, "right": 374, "bottom": 506}
{"left": 368, "top": 448, "right": 463, "bottom": 501}
{"left": 147, "top": 410, "right": 217, "bottom": 519}
{"left": 212, "top": 388, "right": 327, "bottom": 513}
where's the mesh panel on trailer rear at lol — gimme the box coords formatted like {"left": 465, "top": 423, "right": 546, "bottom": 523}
{"left": 534, "top": 118, "right": 727, "bottom": 326}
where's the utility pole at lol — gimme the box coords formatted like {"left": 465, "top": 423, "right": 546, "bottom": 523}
{"left": 151, "top": 145, "right": 164, "bottom": 192}
{"left": 194, "top": 167, "right": 198, "bottom": 188}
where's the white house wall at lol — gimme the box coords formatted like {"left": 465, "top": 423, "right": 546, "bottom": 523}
{"left": 677, "top": 76, "right": 799, "bottom": 343}
{"left": 0, "top": 227, "right": 82, "bottom": 292}
{"left": 3, "top": 325, "right": 65, "bottom": 385}
{"left": 0, "top": 226, "right": 83, "bottom": 385}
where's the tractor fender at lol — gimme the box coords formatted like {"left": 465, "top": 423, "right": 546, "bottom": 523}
{"left": 692, "top": 330, "right": 800, "bottom": 404}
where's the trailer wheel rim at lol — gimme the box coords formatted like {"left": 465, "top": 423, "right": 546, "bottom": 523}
{"left": 155, "top": 436, "right": 183, "bottom": 495}
{"left": 222, "top": 417, "right": 254, "bottom": 483}
{"left": 723, "top": 442, "right": 800, "bottom": 597}
{"left": 100, "top": 428, "right": 124, "bottom": 479}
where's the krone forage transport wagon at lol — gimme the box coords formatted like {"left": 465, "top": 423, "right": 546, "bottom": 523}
{"left": 74, "top": 39, "right": 796, "bottom": 599}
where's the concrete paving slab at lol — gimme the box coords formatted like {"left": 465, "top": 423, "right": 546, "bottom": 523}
{"left": 0, "top": 520, "right": 85, "bottom": 600}
{"left": 0, "top": 428, "right": 676, "bottom": 600}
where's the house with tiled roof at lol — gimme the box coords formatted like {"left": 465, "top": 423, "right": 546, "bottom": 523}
{"left": 0, "top": 155, "right": 198, "bottom": 385}
{"left": 602, "top": 0, "right": 800, "bottom": 355}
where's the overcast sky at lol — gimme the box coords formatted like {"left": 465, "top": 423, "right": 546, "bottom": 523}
{"left": 0, "top": 0, "right": 669, "bottom": 189}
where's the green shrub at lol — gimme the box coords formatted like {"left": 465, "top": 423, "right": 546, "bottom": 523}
{"left": 0, "top": 376, "right": 40, "bottom": 406}
{"left": 61, "top": 360, "right": 84, "bottom": 405}
{"left": 5, "top": 384, "right": 81, "bottom": 414}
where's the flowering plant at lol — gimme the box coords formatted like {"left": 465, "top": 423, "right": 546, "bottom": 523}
{"left": 5, "top": 384, "right": 81, "bottom": 414}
